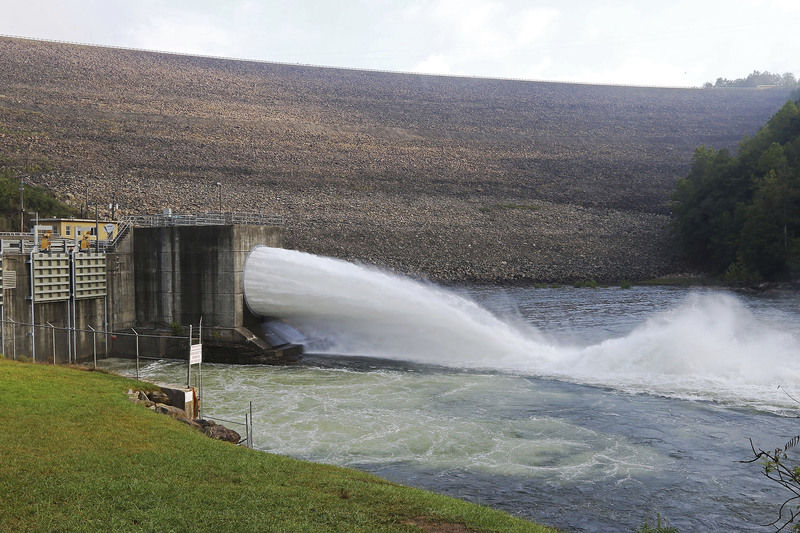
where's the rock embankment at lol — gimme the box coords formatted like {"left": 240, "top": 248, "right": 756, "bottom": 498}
{"left": 281, "top": 190, "right": 679, "bottom": 283}
{"left": 38, "top": 169, "right": 677, "bottom": 283}
{"left": 1, "top": 37, "right": 791, "bottom": 282}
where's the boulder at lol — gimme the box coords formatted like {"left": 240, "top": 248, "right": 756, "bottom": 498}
{"left": 128, "top": 390, "right": 154, "bottom": 407}
{"left": 154, "top": 403, "right": 187, "bottom": 419}
{"left": 195, "top": 419, "right": 241, "bottom": 444}
{"left": 147, "top": 390, "right": 170, "bottom": 404}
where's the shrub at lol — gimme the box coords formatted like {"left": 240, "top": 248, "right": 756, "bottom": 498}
{"left": 745, "top": 435, "right": 800, "bottom": 531}
{"left": 635, "top": 513, "right": 678, "bottom": 533}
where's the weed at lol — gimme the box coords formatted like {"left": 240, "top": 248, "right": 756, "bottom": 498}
{"left": 635, "top": 513, "right": 678, "bottom": 533}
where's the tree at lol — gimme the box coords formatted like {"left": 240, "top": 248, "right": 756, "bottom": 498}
{"left": 670, "top": 98, "right": 800, "bottom": 281}
{"left": 0, "top": 168, "right": 77, "bottom": 231}
{"left": 708, "top": 70, "right": 799, "bottom": 89}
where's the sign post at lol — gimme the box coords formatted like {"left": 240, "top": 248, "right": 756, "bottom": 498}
{"left": 187, "top": 319, "right": 203, "bottom": 416}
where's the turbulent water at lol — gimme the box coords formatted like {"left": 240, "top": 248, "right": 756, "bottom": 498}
{"left": 106, "top": 247, "right": 800, "bottom": 531}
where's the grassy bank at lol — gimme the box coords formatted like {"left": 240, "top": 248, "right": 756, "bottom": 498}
{"left": 0, "top": 360, "right": 557, "bottom": 532}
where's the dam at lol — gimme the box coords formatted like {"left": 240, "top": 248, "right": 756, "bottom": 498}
{"left": 0, "top": 212, "right": 302, "bottom": 363}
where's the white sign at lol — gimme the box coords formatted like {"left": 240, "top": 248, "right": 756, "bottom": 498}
{"left": 190, "top": 343, "right": 203, "bottom": 365}
{"left": 104, "top": 224, "right": 115, "bottom": 236}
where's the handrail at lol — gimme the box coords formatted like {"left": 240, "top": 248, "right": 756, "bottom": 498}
{"left": 105, "top": 218, "right": 132, "bottom": 251}
{"left": 122, "top": 212, "right": 284, "bottom": 228}
{"left": 0, "top": 238, "right": 87, "bottom": 254}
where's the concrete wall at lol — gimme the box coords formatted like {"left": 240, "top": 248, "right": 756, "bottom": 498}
{"left": 107, "top": 227, "right": 136, "bottom": 332}
{"left": 134, "top": 224, "right": 281, "bottom": 330}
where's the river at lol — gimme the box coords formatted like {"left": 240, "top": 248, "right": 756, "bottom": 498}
{"left": 101, "top": 249, "right": 800, "bottom": 531}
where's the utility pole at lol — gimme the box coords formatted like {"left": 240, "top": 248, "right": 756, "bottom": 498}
{"left": 216, "top": 181, "right": 222, "bottom": 213}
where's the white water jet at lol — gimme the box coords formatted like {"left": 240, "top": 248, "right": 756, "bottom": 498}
{"left": 243, "top": 246, "right": 800, "bottom": 403}
{"left": 244, "top": 246, "right": 559, "bottom": 367}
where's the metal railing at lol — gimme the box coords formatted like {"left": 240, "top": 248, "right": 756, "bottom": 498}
{"left": 1, "top": 238, "right": 76, "bottom": 254}
{"left": 1, "top": 233, "right": 114, "bottom": 254}
{"left": 1, "top": 234, "right": 36, "bottom": 254}
{"left": 105, "top": 218, "right": 132, "bottom": 250}
{"left": 123, "top": 212, "right": 284, "bottom": 228}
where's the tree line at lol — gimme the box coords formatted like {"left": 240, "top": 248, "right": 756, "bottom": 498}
{"left": 704, "top": 70, "right": 799, "bottom": 89}
{"left": 670, "top": 96, "right": 800, "bottom": 282}
{"left": 0, "top": 168, "right": 76, "bottom": 232}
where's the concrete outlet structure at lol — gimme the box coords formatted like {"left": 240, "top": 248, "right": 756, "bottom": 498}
{"left": 1, "top": 215, "right": 302, "bottom": 364}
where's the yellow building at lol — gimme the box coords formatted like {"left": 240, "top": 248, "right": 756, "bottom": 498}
{"left": 37, "top": 218, "right": 118, "bottom": 242}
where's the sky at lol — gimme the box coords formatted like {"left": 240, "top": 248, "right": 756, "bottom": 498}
{"left": 1, "top": 0, "right": 798, "bottom": 88}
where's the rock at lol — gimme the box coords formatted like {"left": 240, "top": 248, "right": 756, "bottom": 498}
{"left": 147, "top": 390, "right": 169, "bottom": 404}
{"left": 196, "top": 419, "right": 241, "bottom": 444}
{"left": 128, "top": 390, "right": 154, "bottom": 407}
{"left": 154, "top": 403, "right": 187, "bottom": 419}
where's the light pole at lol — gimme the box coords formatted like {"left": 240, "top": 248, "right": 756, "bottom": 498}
{"left": 216, "top": 181, "right": 222, "bottom": 213}
{"left": 95, "top": 201, "right": 99, "bottom": 253}
{"left": 18, "top": 184, "right": 24, "bottom": 233}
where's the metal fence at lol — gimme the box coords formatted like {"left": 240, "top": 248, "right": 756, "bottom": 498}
{"left": 0, "top": 318, "right": 189, "bottom": 368}
{"left": 0, "top": 318, "right": 257, "bottom": 448}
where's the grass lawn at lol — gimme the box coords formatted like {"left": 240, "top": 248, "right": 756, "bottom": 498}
{"left": 0, "top": 359, "right": 558, "bottom": 532}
